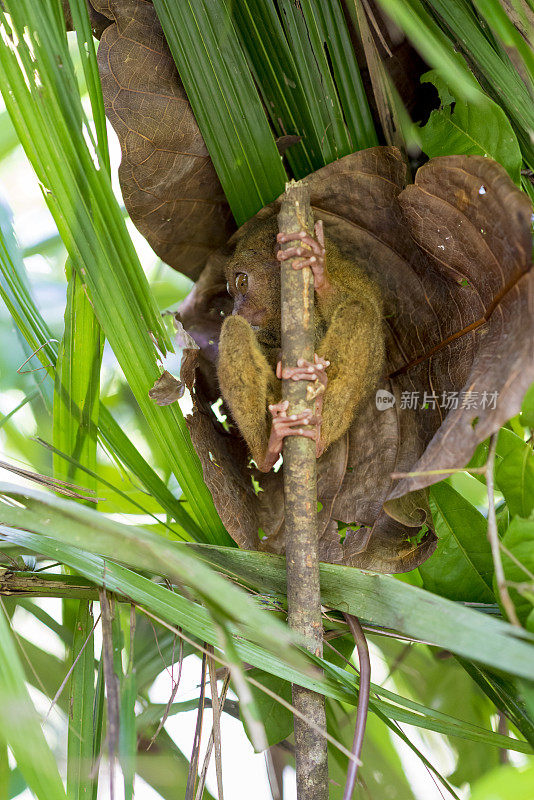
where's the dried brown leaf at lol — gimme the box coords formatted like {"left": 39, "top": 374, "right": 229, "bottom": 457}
{"left": 94, "top": 0, "right": 234, "bottom": 279}
{"left": 149, "top": 370, "right": 184, "bottom": 406}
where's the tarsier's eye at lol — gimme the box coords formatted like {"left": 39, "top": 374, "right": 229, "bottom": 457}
{"left": 235, "top": 272, "right": 248, "bottom": 294}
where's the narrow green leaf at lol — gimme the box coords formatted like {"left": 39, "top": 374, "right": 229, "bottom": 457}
{"left": 0, "top": 606, "right": 67, "bottom": 800}
{"left": 229, "top": 0, "right": 322, "bottom": 175}
{"left": 7, "top": 769, "right": 27, "bottom": 800}
{"left": 308, "top": 0, "right": 378, "bottom": 150}
{"left": 457, "top": 657, "right": 534, "bottom": 748}
{"left": 277, "top": 0, "right": 353, "bottom": 160}
{"left": 0, "top": 209, "right": 202, "bottom": 537}
{"left": 97, "top": 405, "right": 205, "bottom": 539}
{"left": 54, "top": 264, "right": 102, "bottom": 493}
{"left": 6, "top": 527, "right": 532, "bottom": 752}
{"left": 0, "top": 201, "right": 56, "bottom": 407}
{"left": 376, "top": 0, "right": 482, "bottom": 101}
{"left": 0, "top": 742, "right": 8, "bottom": 800}
{"left": 189, "top": 544, "right": 534, "bottom": 682}
{"left": 425, "top": 0, "right": 534, "bottom": 168}
{"left": 0, "top": 388, "right": 41, "bottom": 431}
{"left": 67, "top": 0, "right": 110, "bottom": 173}
{"left": 0, "top": 110, "right": 19, "bottom": 161}
{"left": 0, "top": 485, "right": 301, "bottom": 667}
{"left": 420, "top": 482, "right": 495, "bottom": 602}
{"left": 232, "top": 0, "right": 377, "bottom": 176}
{"left": 220, "top": 624, "right": 267, "bottom": 752}
{"left": 152, "top": 0, "right": 287, "bottom": 224}
{"left": 119, "top": 672, "right": 137, "bottom": 800}
{"left": 91, "top": 664, "right": 105, "bottom": 800}
{"left": 67, "top": 602, "right": 97, "bottom": 800}
{"left": 472, "top": 0, "right": 534, "bottom": 86}
{"left": 0, "top": 0, "right": 229, "bottom": 542}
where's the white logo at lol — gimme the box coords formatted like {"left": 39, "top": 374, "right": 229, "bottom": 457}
{"left": 376, "top": 390, "right": 396, "bottom": 411}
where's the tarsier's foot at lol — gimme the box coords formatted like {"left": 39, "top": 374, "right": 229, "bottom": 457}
{"left": 268, "top": 400, "right": 319, "bottom": 441}
{"left": 257, "top": 400, "right": 320, "bottom": 472}
{"left": 276, "top": 220, "right": 330, "bottom": 292}
{"left": 275, "top": 355, "right": 329, "bottom": 459}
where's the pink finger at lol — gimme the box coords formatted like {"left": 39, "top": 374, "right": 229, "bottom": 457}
{"left": 282, "top": 370, "right": 316, "bottom": 380}
{"left": 295, "top": 233, "right": 323, "bottom": 255}
{"left": 314, "top": 220, "right": 325, "bottom": 248}
{"left": 284, "top": 429, "right": 316, "bottom": 439}
{"left": 291, "top": 258, "right": 320, "bottom": 270}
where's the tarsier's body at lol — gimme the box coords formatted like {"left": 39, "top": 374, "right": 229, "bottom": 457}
{"left": 217, "top": 216, "right": 385, "bottom": 472}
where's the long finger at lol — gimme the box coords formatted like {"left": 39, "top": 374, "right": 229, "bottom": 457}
{"left": 277, "top": 231, "right": 323, "bottom": 256}
{"left": 268, "top": 400, "right": 289, "bottom": 414}
{"left": 276, "top": 245, "right": 314, "bottom": 262}
{"left": 313, "top": 354, "right": 330, "bottom": 367}
{"left": 314, "top": 220, "right": 325, "bottom": 249}
{"left": 297, "top": 358, "right": 327, "bottom": 371}
{"left": 291, "top": 257, "right": 322, "bottom": 271}
{"left": 281, "top": 370, "right": 317, "bottom": 381}
{"left": 283, "top": 428, "right": 317, "bottom": 440}
{"left": 274, "top": 413, "right": 313, "bottom": 428}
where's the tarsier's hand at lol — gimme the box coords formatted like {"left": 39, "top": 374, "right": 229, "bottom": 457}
{"left": 276, "top": 354, "right": 329, "bottom": 400}
{"left": 276, "top": 220, "right": 330, "bottom": 293}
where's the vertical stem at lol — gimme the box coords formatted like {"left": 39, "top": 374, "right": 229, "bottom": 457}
{"left": 278, "top": 181, "right": 328, "bottom": 800}
{"left": 486, "top": 434, "right": 521, "bottom": 627}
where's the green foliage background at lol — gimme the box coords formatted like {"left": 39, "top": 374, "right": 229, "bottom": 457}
{"left": 0, "top": 1, "right": 532, "bottom": 799}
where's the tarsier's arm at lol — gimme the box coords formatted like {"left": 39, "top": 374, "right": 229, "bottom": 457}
{"left": 218, "top": 315, "right": 317, "bottom": 471}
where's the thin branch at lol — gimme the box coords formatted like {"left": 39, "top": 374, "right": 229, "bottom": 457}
{"left": 99, "top": 590, "right": 121, "bottom": 800}
{"left": 147, "top": 633, "right": 183, "bottom": 750}
{"left": 486, "top": 435, "right": 521, "bottom": 627}
{"left": 0, "top": 571, "right": 109, "bottom": 600}
{"left": 391, "top": 466, "right": 486, "bottom": 479}
{"left": 498, "top": 542, "right": 534, "bottom": 580}
{"left": 342, "top": 614, "right": 371, "bottom": 800}
{"left": 195, "top": 669, "right": 231, "bottom": 800}
{"left": 185, "top": 651, "right": 207, "bottom": 800}
{"left": 207, "top": 647, "right": 225, "bottom": 800}
{"left": 45, "top": 611, "right": 101, "bottom": 720}
{"left": 279, "top": 180, "right": 328, "bottom": 800}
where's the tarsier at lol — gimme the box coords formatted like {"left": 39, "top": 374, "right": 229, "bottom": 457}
{"left": 217, "top": 216, "right": 385, "bottom": 471}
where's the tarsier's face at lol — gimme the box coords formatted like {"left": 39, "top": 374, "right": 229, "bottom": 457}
{"left": 226, "top": 217, "right": 281, "bottom": 333}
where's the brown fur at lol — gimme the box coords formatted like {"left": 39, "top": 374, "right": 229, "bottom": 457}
{"left": 217, "top": 217, "right": 384, "bottom": 467}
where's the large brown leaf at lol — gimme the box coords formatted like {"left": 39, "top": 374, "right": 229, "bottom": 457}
{"left": 180, "top": 147, "right": 533, "bottom": 573}
{"left": 93, "top": 0, "right": 234, "bottom": 280}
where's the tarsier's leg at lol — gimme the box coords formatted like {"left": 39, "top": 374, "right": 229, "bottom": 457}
{"left": 218, "top": 316, "right": 317, "bottom": 472}
{"left": 317, "top": 301, "right": 384, "bottom": 453}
